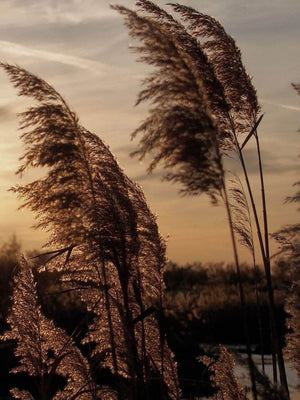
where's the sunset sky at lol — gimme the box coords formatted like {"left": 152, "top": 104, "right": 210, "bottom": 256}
{"left": 0, "top": 0, "right": 299, "bottom": 264}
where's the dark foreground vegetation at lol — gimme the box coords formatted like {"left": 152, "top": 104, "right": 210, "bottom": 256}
{"left": 0, "top": 237, "right": 291, "bottom": 399}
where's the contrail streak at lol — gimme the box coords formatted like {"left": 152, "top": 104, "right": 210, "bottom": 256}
{"left": 260, "top": 98, "right": 300, "bottom": 112}
{"left": 0, "top": 40, "right": 116, "bottom": 75}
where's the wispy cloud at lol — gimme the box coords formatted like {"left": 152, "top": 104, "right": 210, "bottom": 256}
{"left": 0, "top": 105, "right": 13, "bottom": 118}
{"left": 260, "top": 98, "right": 300, "bottom": 112}
{"left": 2, "top": 0, "right": 118, "bottom": 26}
{"left": 133, "top": 170, "right": 165, "bottom": 183}
{"left": 0, "top": 40, "right": 116, "bottom": 75}
{"left": 233, "top": 148, "right": 299, "bottom": 175}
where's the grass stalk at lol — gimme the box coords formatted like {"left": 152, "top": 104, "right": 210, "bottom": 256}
{"left": 231, "top": 174, "right": 266, "bottom": 374}
{"left": 219, "top": 153, "right": 258, "bottom": 400}
{"left": 222, "top": 182, "right": 258, "bottom": 400}
{"left": 253, "top": 263, "right": 266, "bottom": 373}
{"left": 233, "top": 127, "right": 289, "bottom": 398}
{"left": 254, "top": 132, "right": 290, "bottom": 398}
{"left": 231, "top": 128, "right": 277, "bottom": 376}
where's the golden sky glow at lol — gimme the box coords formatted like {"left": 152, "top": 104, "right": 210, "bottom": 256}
{"left": 0, "top": 0, "right": 299, "bottom": 264}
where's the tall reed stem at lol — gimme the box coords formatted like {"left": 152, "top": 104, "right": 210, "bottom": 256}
{"left": 254, "top": 132, "right": 290, "bottom": 398}
{"left": 233, "top": 127, "right": 289, "bottom": 398}
{"left": 220, "top": 162, "right": 258, "bottom": 400}
{"left": 253, "top": 263, "right": 265, "bottom": 373}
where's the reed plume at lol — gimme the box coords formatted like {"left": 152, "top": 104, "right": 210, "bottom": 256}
{"left": 1, "top": 256, "right": 99, "bottom": 400}
{"left": 273, "top": 180, "right": 300, "bottom": 377}
{"left": 113, "top": 2, "right": 290, "bottom": 397}
{"left": 272, "top": 84, "right": 300, "bottom": 379}
{"left": 112, "top": 1, "right": 227, "bottom": 204}
{"left": 229, "top": 176, "right": 255, "bottom": 255}
{"left": 0, "top": 62, "right": 180, "bottom": 400}
{"left": 112, "top": 2, "right": 261, "bottom": 398}
{"left": 200, "top": 346, "right": 248, "bottom": 400}
{"left": 169, "top": 3, "right": 259, "bottom": 136}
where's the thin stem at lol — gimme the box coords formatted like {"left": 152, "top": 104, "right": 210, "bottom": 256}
{"left": 220, "top": 161, "right": 257, "bottom": 400}
{"left": 255, "top": 133, "right": 270, "bottom": 267}
{"left": 254, "top": 132, "right": 290, "bottom": 398}
{"left": 234, "top": 176, "right": 266, "bottom": 373}
{"left": 233, "top": 123, "right": 289, "bottom": 397}
{"left": 231, "top": 126, "right": 278, "bottom": 382}
{"left": 253, "top": 264, "right": 265, "bottom": 373}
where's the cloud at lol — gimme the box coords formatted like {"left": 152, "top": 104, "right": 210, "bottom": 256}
{"left": 229, "top": 148, "right": 299, "bottom": 175}
{"left": 260, "top": 98, "right": 300, "bottom": 112}
{"left": 1, "top": 0, "right": 118, "bottom": 26}
{"left": 0, "top": 105, "right": 14, "bottom": 119}
{"left": 133, "top": 170, "right": 165, "bottom": 183}
{"left": 0, "top": 40, "right": 119, "bottom": 75}
{"left": 114, "top": 143, "right": 136, "bottom": 155}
